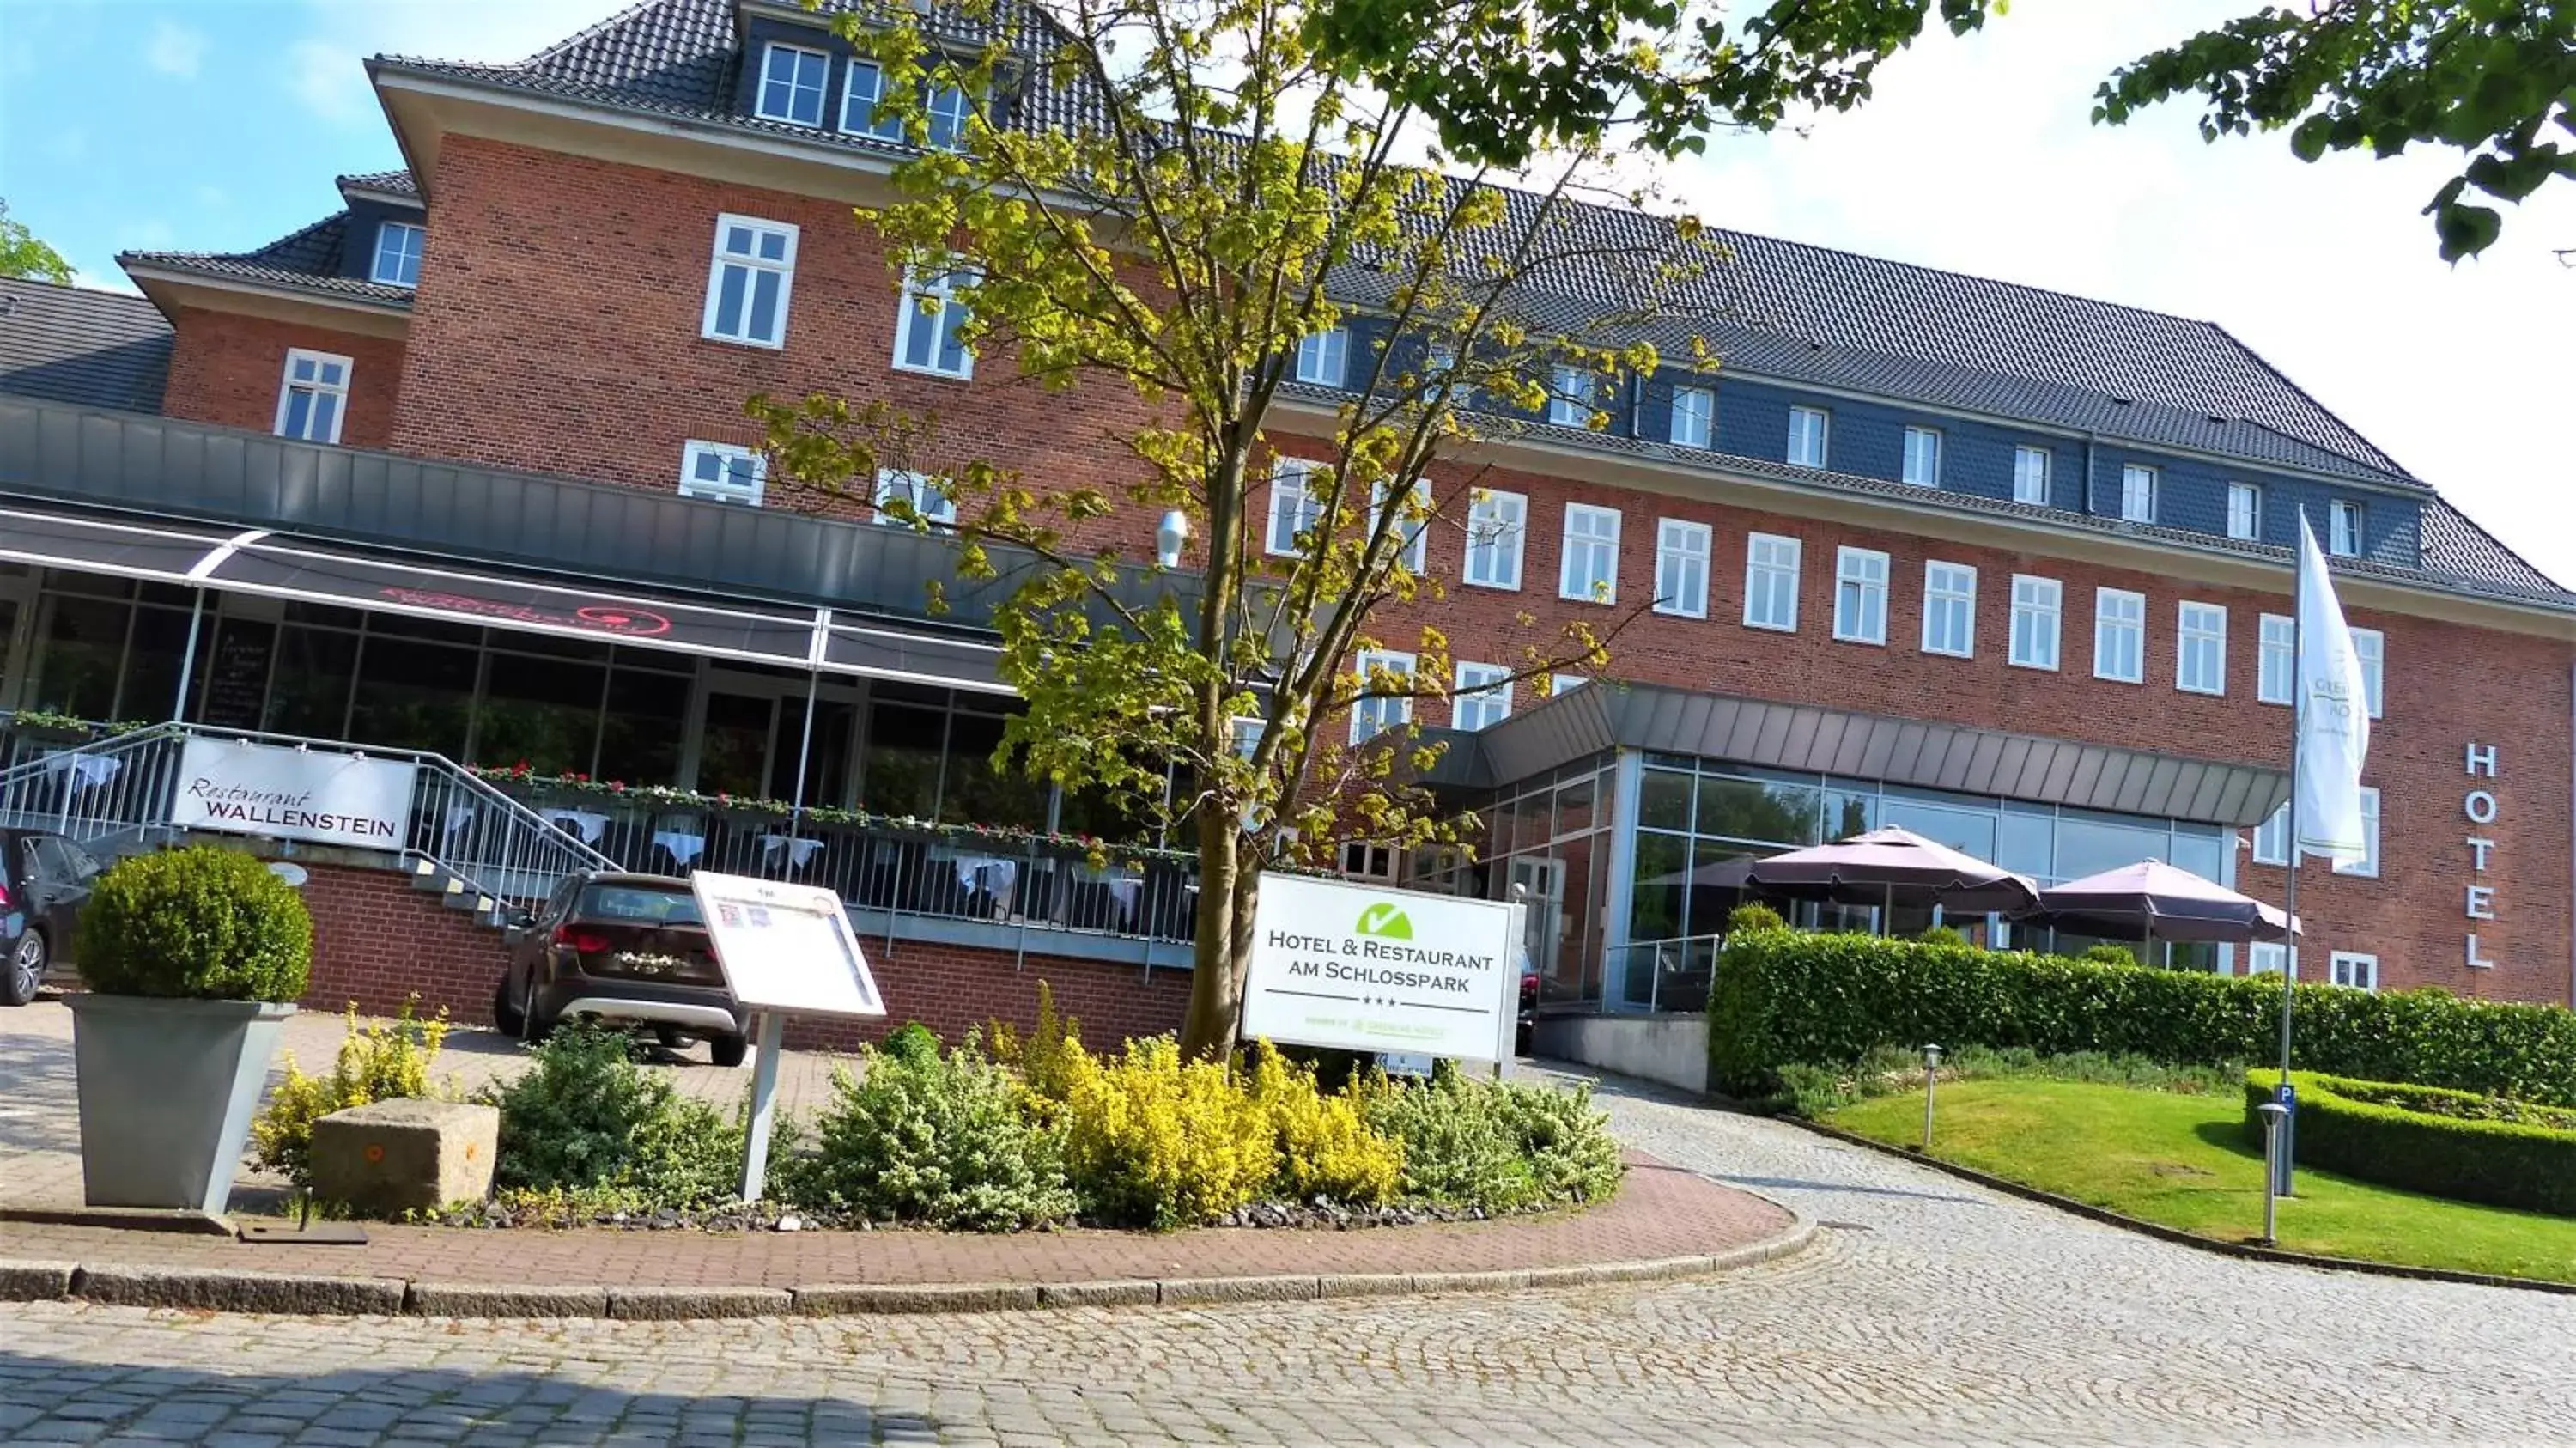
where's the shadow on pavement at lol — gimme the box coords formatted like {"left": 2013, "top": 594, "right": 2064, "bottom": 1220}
{"left": 1707, "top": 1172, "right": 1988, "bottom": 1206}
{"left": 0, "top": 1349, "right": 960, "bottom": 1445}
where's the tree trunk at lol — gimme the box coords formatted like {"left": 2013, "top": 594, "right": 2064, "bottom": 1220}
{"left": 1177, "top": 810, "right": 1242, "bottom": 1061}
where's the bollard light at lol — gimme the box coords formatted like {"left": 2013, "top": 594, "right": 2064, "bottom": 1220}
{"left": 1156, "top": 509, "right": 1190, "bottom": 569}
{"left": 1919, "top": 1043, "right": 1944, "bottom": 1152}
{"left": 2255, "top": 1100, "right": 2290, "bottom": 1245}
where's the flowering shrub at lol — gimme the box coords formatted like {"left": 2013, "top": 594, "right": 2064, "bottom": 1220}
{"left": 252, "top": 999, "right": 451, "bottom": 1191}
{"left": 1054, "top": 1036, "right": 1278, "bottom": 1229}
{"left": 1245, "top": 1043, "right": 1401, "bottom": 1205}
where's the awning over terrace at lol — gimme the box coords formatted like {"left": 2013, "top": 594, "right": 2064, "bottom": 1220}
{"left": 0, "top": 504, "right": 1010, "bottom": 693}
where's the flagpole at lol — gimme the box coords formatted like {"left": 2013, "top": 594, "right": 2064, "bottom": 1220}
{"left": 2275, "top": 510, "right": 2309, "bottom": 1195}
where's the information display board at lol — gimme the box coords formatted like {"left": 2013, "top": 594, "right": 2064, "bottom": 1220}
{"left": 1241, "top": 873, "right": 1519, "bottom": 1063}
{"left": 689, "top": 871, "right": 885, "bottom": 1019}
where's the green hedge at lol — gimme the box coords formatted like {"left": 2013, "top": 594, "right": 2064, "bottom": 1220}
{"left": 2241, "top": 1070, "right": 2576, "bottom": 1218}
{"left": 1706, "top": 928, "right": 2576, "bottom": 1109}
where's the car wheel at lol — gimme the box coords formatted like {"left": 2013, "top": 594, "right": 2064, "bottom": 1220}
{"left": 2, "top": 930, "right": 42, "bottom": 1007}
{"left": 708, "top": 1034, "right": 749, "bottom": 1068}
{"left": 492, "top": 972, "right": 526, "bottom": 1037}
{"left": 517, "top": 972, "right": 554, "bottom": 1045}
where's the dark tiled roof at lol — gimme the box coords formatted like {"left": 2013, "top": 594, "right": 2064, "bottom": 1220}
{"left": 121, "top": 212, "right": 415, "bottom": 308}
{"left": 0, "top": 279, "right": 173, "bottom": 414}
{"left": 2421, "top": 499, "right": 2569, "bottom": 596}
{"left": 337, "top": 169, "right": 421, "bottom": 202}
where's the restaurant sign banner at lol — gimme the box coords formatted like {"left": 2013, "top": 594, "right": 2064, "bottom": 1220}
{"left": 1241, "top": 873, "right": 1520, "bottom": 1062}
{"left": 173, "top": 737, "right": 418, "bottom": 851}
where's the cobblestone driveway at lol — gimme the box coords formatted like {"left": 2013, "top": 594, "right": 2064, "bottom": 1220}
{"left": 7, "top": 1070, "right": 2575, "bottom": 1445}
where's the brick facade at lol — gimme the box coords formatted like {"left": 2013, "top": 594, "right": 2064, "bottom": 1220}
{"left": 161, "top": 306, "right": 405, "bottom": 450}
{"left": 295, "top": 861, "right": 1187, "bottom": 1049}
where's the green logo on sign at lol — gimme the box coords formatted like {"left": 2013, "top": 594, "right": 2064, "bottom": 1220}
{"left": 1355, "top": 902, "right": 1413, "bottom": 940}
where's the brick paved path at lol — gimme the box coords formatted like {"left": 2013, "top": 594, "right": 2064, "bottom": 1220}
{"left": 8, "top": 1067, "right": 2575, "bottom": 1445}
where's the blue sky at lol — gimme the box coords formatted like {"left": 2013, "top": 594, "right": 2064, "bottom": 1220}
{"left": 3, "top": 0, "right": 2572, "bottom": 586}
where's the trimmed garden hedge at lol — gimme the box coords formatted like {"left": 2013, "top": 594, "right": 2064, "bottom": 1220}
{"left": 2240, "top": 1070, "right": 2576, "bottom": 1218}
{"left": 1706, "top": 928, "right": 2576, "bottom": 1108}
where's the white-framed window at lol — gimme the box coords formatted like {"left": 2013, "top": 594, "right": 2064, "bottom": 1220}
{"left": 2120, "top": 465, "right": 2157, "bottom": 524}
{"left": 925, "top": 81, "right": 969, "bottom": 149}
{"left": 1340, "top": 842, "right": 1399, "bottom": 881}
{"left": 273, "top": 349, "right": 351, "bottom": 443}
{"left": 2093, "top": 587, "right": 2145, "bottom": 683}
{"left": 1669, "top": 386, "right": 1714, "bottom": 449}
{"left": 2227, "top": 482, "right": 2262, "bottom": 542}
{"left": 2332, "top": 787, "right": 2381, "bottom": 878}
{"left": 702, "top": 214, "right": 798, "bottom": 347}
{"left": 1787, "top": 405, "right": 1829, "bottom": 467}
{"left": 1374, "top": 479, "right": 1430, "bottom": 573}
{"left": 754, "top": 42, "right": 829, "bottom": 125}
{"left": 1743, "top": 532, "right": 1801, "bottom": 631}
{"left": 2252, "top": 805, "right": 2289, "bottom": 866}
{"left": 2351, "top": 627, "right": 2384, "bottom": 718}
{"left": 1549, "top": 673, "right": 1587, "bottom": 697}
{"left": 1452, "top": 662, "right": 1513, "bottom": 732}
{"left": 370, "top": 221, "right": 424, "bottom": 288}
{"left": 2012, "top": 446, "right": 2050, "bottom": 506}
{"left": 840, "top": 58, "right": 903, "bottom": 140}
{"left": 2330, "top": 499, "right": 2365, "bottom": 557}
{"left": 1902, "top": 426, "right": 1941, "bottom": 487}
{"left": 1267, "top": 459, "right": 1323, "bottom": 557}
{"left": 1350, "top": 650, "right": 1415, "bottom": 743}
{"left": 2176, "top": 601, "right": 2227, "bottom": 696}
{"left": 1832, "top": 546, "right": 1888, "bottom": 645}
{"left": 1463, "top": 489, "right": 1526, "bottom": 590}
{"left": 678, "top": 441, "right": 765, "bottom": 506}
{"left": 2258, "top": 614, "right": 2295, "bottom": 705}
{"left": 1559, "top": 503, "right": 1620, "bottom": 602}
{"left": 893, "top": 265, "right": 975, "bottom": 377}
{"left": 872, "top": 468, "right": 956, "bottom": 527}
{"left": 2329, "top": 951, "right": 2379, "bottom": 991}
{"left": 1922, "top": 561, "right": 1977, "bottom": 658}
{"left": 2008, "top": 575, "right": 2061, "bottom": 671}
{"left": 1295, "top": 327, "right": 1348, "bottom": 386}
{"left": 1654, "top": 519, "right": 1710, "bottom": 618}
{"left": 2245, "top": 941, "right": 2287, "bottom": 976}
{"left": 1547, "top": 365, "right": 1593, "bottom": 428}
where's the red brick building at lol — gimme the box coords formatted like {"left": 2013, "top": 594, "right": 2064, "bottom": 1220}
{"left": 2, "top": 0, "right": 2569, "bottom": 1042}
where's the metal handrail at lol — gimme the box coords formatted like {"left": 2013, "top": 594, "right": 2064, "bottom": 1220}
{"left": 1607, "top": 932, "right": 1727, "bottom": 1013}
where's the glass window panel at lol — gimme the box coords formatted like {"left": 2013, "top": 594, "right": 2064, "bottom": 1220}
{"left": 941, "top": 705, "right": 1045, "bottom": 827}
{"left": 30, "top": 594, "right": 130, "bottom": 718}
{"left": 263, "top": 626, "right": 357, "bottom": 738}
{"left": 2169, "top": 826, "right": 2226, "bottom": 883}
{"left": 1694, "top": 776, "right": 1820, "bottom": 847}
{"left": 861, "top": 700, "right": 946, "bottom": 818}
{"left": 597, "top": 667, "right": 689, "bottom": 786}
{"left": 1880, "top": 795, "right": 1996, "bottom": 861}
{"left": 1637, "top": 767, "right": 1694, "bottom": 831}
{"left": 695, "top": 692, "right": 775, "bottom": 799}
{"left": 347, "top": 637, "right": 477, "bottom": 757}
{"left": 118, "top": 606, "right": 195, "bottom": 722}
{"left": 1996, "top": 808, "right": 2055, "bottom": 879}
{"left": 1627, "top": 831, "right": 1691, "bottom": 946}
{"left": 2052, "top": 810, "right": 2167, "bottom": 880}
{"left": 1819, "top": 788, "right": 1874, "bottom": 842}
{"left": 474, "top": 652, "right": 605, "bottom": 775}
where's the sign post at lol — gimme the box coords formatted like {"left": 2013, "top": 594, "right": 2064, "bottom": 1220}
{"left": 690, "top": 871, "right": 885, "bottom": 1202}
{"left": 1240, "top": 875, "right": 1520, "bottom": 1065}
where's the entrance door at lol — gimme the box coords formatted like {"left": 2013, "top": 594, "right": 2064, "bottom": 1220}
{"left": 690, "top": 673, "right": 864, "bottom": 807}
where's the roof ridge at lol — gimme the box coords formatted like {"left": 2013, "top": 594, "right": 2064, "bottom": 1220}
{"left": 2200, "top": 318, "right": 2410, "bottom": 478}
{"left": 2428, "top": 496, "right": 2570, "bottom": 592}
{"left": 523, "top": 0, "right": 695, "bottom": 67}
{"left": 123, "top": 210, "right": 346, "bottom": 266}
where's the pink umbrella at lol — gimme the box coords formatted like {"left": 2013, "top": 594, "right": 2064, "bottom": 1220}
{"left": 1744, "top": 824, "right": 2039, "bottom": 916}
{"left": 2026, "top": 859, "right": 2296, "bottom": 944}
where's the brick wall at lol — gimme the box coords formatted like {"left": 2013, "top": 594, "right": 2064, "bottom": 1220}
{"left": 296, "top": 861, "right": 1188, "bottom": 1047}
{"left": 161, "top": 307, "right": 405, "bottom": 450}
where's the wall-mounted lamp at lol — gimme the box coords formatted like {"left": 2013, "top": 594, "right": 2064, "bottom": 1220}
{"left": 1156, "top": 509, "right": 1189, "bottom": 569}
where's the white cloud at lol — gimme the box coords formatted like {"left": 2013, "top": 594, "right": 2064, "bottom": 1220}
{"left": 145, "top": 21, "right": 206, "bottom": 78}
{"left": 286, "top": 37, "right": 371, "bottom": 123}
{"left": 1666, "top": 0, "right": 2576, "bottom": 587}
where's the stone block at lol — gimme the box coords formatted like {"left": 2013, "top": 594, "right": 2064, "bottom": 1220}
{"left": 792, "top": 1282, "right": 1041, "bottom": 1315}
{"left": 309, "top": 1098, "right": 499, "bottom": 1216}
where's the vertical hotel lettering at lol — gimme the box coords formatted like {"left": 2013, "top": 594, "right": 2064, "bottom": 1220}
{"left": 2464, "top": 742, "right": 2500, "bottom": 969}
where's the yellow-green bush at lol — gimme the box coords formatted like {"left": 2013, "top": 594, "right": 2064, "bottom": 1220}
{"left": 1245, "top": 1043, "right": 1400, "bottom": 1205}
{"left": 251, "top": 1000, "right": 449, "bottom": 1189}
{"left": 1056, "top": 1036, "right": 1276, "bottom": 1229}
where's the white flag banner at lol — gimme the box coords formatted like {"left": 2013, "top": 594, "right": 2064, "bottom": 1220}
{"left": 2293, "top": 515, "right": 2372, "bottom": 864}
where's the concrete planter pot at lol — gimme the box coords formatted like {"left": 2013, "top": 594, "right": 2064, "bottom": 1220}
{"left": 64, "top": 994, "right": 296, "bottom": 1213}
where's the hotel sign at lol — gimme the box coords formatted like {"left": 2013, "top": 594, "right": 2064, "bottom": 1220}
{"left": 1242, "top": 874, "right": 1520, "bottom": 1062}
{"left": 173, "top": 738, "right": 418, "bottom": 852}
{"left": 2464, "top": 743, "right": 2502, "bottom": 969}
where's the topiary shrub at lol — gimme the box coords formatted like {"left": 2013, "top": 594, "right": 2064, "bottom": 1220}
{"left": 252, "top": 999, "right": 450, "bottom": 1192}
{"left": 77, "top": 845, "right": 311, "bottom": 1001}
{"left": 787, "top": 1032, "right": 1076, "bottom": 1231}
{"left": 2243, "top": 1070, "right": 2576, "bottom": 1217}
{"left": 1726, "top": 902, "right": 1788, "bottom": 935}
{"left": 1917, "top": 923, "right": 1971, "bottom": 947}
{"left": 2081, "top": 942, "right": 2142, "bottom": 967}
{"left": 483, "top": 1024, "right": 742, "bottom": 1208}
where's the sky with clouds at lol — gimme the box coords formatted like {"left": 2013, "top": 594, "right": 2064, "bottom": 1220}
{"left": 2, "top": 0, "right": 2569, "bottom": 586}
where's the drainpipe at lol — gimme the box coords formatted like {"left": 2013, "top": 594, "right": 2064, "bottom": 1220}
{"left": 2080, "top": 434, "right": 2099, "bottom": 518}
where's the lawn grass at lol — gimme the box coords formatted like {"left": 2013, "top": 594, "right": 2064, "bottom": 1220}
{"left": 1826, "top": 1078, "right": 2576, "bottom": 1286}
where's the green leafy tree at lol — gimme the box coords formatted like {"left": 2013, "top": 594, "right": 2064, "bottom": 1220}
{"left": 0, "top": 199, "right": 76, "bottom": 285}
{"left": 759, "top": 0, "right": 1747, "bottom": 1057}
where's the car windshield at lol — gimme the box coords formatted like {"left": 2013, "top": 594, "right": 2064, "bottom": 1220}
{"left": 579, "top": 885, "right": 703, "bottom": 927}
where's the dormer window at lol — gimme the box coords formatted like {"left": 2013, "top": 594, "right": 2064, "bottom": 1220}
{"left": 370, "top": 221, "right": 424, "bottom": 288}
{"left": 841, "top": 58, "right": 972, "bottom": 149}
{"left": 756, "top": 43, "right": 829, "bottom": 126}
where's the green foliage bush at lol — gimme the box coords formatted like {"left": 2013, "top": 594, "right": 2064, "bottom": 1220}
{"left": 251, "top": 1000, "right": 450, "bottom": 1192}
{"left": 1726, "top": 903, "right": 1787, "bottom": 935}
{"left": 483, "top": 1024, "right": 742, "bottom": 1208}
{"left": 786, "top": 1033, "right": 1077, "bottom": 1231}
{"left": 77, "top": 846, "right": 311, "bottom": 1001}
{"left": 1917, "top": 924, "right": 1971, "bottom": 947}
{"left": 2081, "top": 942, "right": 2143, "bottom": 966}
{"left": 1358, "top": 1069, "right": 1622, "bottom": 1210}
{"left": 2243, "top": 1070, "right": 2576, "bottom": 1218}
{"left": 1244, "top": 1043, "right": 1401, "bottom": 1205}
{"left": 1052, "top": 1034, "right": 1278, "bottom": 1229}
{"left": 1707, "top": 930, "right": 2576, "bottom": 1108}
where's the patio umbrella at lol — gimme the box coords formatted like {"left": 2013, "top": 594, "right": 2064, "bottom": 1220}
{"left": 1742, "top": 824, "right": 2040, "bottom": 917}
{"left": 2025, "top": 859, "right": 2296, "bottom": 945}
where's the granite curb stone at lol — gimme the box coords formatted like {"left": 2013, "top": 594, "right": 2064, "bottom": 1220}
{"left": 605, "top": 1286, "right": 795, "bottom": 1320}
{"left": 1037, "top": 1278, "right": 1160, "bottom": 1309}
{"left": 791, "top": 1282, "right": 1042, "bottom": 1314}
{"left": 1155, "top": 1274, "right": 1322, "bottom": 1304}
{"left": 0, "top": 1259, "right": 76, "bottom": 1300}
{"left": 404, "top": 1281, "right": 612, "bottom": 1317}
{"left": 70, "top": 1264, "right": 408, "bottom": 1315}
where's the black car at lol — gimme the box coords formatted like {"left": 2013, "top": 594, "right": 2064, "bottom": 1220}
{"left": 491, "top": 871, "right": 749, "bottom": 1066}
{"left": 3, "top": 829, "right": 101, "bottom": 1007}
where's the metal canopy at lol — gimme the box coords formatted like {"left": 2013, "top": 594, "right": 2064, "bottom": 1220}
{"left": 0, "top": 504, "right": 1004, "bottom": 691}
{"left": 1448, "top": 680, "right": 2290, "bottom": 828}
